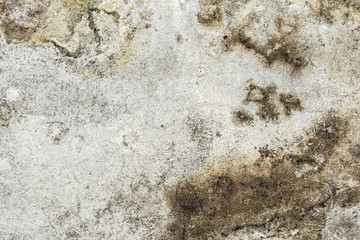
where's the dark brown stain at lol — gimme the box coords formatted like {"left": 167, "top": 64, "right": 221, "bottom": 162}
{"left": 279, "top": 93, "right": 304, "bottom": 116}
{"left": 0, "top": 100, "right": 12, "bottom": 127}
{"left": 245, "top": 83, "right": 280, "bottom": 122}
{"left": 232, "top": 110, "right": 254, "bottom": 125}
{"left": 257, "top": 145, "right": 281, "bottom": 162}
{"left": 286, "top": 110, "right": 350, "bottom": 172}
{"left": 163, "top": 110, "right": 359, "bottom": 239}
{"left": 224, "top": 18, "right": 308, "bottom": 70}
{"left": 244, "top": 83, "right": 304, "bottom": 123}
{"left": 197, "top": 5, "right": 225, "bottom": 27}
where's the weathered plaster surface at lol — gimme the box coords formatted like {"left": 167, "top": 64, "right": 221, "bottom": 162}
{"left": 0, "top": 0, "right": 359, "bottom": 239}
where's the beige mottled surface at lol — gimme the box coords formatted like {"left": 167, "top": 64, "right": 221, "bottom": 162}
{"left": 0, "top": 0, "right": 359, "bottom": 239}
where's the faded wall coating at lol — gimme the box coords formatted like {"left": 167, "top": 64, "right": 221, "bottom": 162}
{"left": 0, "top": 0, "right": 359, "bottom": 239}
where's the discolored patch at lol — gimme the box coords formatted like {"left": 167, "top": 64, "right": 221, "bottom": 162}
{"left": 335, "top": 187, "right": 360, "bottom": 208}
{"left": 279, "top": 93, "right": 303, "bottom": 116}
{"left": 0, "top": 100, "right": 12, "bottom": 127}
{"left": 258, "top": 145, "right": 281, "bottom": 161}
{"left": 306, "top": 0, "right": 360, "bottom": 22}
{"left": 65, "top": 230, "right": 81, "bottom": 239}
{"left": 232, "top": 110, "right": 254, "bottom": 125}
{"left": 299, "top": 111, "right": 350, "bottom": 158}
{"left": 244, "top": 83, "right": 304, "bottom": 123}
{"left": 176, "top": 34, "right": 183, "bottom": 43}
{"left": 224, "top": 18, "right": 308, "bottom": 70}
{"left": 163, "top": 110, "right": 358, "bottom": 239}
{"left": 0, "top": 0, "right": 153, "bottom": 75}
{"left": 197, "top": 5, "right": 225, "bottom": 27}
{"left": 245, "top": 83, "right": 280, "bottom": 122}
{"left": 164, "top": 158, "right": 330, "bottom": 239}
{"left": 287, "top": 110, "right": 350, "bottom": 172}
{"left": 349, "top": 144, "right": 360, "bottom": 158}
{"left": 0, "top": 0, "right": 87, "bottom": 44}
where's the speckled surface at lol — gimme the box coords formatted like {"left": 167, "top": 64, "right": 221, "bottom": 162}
{"left": 0, "top": 0, "right": 359, "bottom": 239}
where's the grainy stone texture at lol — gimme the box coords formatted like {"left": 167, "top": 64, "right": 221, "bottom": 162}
{"left": 0, "top": 0, "right": 359, "bottom": 239}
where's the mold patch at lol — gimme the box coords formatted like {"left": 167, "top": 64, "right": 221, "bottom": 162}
{"left": 165, "top": 161, "right": 330, "bottom": 240}
{"left": 244, "top": 83, "right": 304, "bottom": 123}
{"left": 224, "top": 18, "right": 308, "bottom": 70}
{"left": 279, "top": 93, "right": 304, "bottom": 116}
{"left": 164, "top": 110, "right": 359, "bottom": 239}
{"left": 245, "top": 83, "right": 280, "bottom": 122}
{"left": 298, "top": 111, "right": 350, "bottom": 159}
{"left": 232, "top": 110, "right": 254, "bottom": 125}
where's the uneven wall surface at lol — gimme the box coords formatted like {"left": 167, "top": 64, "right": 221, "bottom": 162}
{"left": 0, "top": 0, "right": 359, "bottom": 239}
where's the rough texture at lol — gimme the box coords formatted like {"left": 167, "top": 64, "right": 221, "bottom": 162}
{"left": 0, "top": 0, "right": 359, "bottom": 239}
